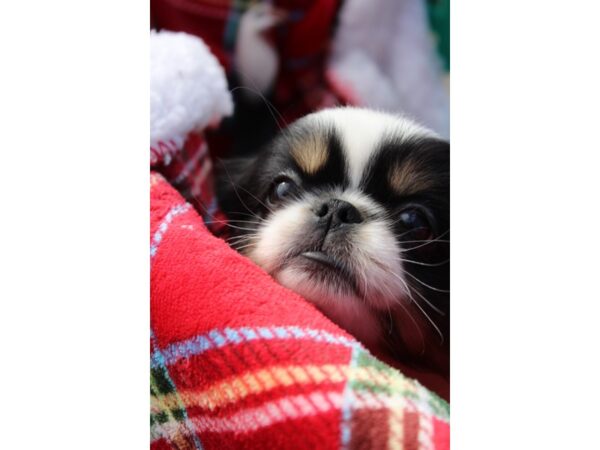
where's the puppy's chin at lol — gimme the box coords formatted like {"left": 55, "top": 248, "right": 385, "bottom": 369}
{"left": 243, "top": 191, "right": 411, "bottom": 349}
{"left": 276, "top": 265, "right": 383, "bottom": 347}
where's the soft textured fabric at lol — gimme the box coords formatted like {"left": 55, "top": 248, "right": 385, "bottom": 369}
{"left": 328, "top": 0, "right": 450, "bottom": 137}
{"left": 150, "top": 29, "right": 232, "bottom": 232}
{"left": 150, "top": 4, "right": 451, "bottom": 448}
{"left": 150, "top": 30, "right": 233, "bottom": 165}
{"left": 151, "top": 172, "right": 449, "bottom": 450}
{"left": 151, "top": 0, "right": 350, "bottom": 127}
{"left": 150, "top": 0, "right": 449, "bottom": 143}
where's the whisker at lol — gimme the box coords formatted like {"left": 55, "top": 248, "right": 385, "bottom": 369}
{"left": 188, "top": 207, "right": 260, "bottom": 232}
{"left": 355, "top": 264, "right": 422, "bottom": 348}
{"left": 409, "top": 285, "right": 446, "bottom": 316}
{"left": 228, "top": 66, "right": 309, "bottom": 170}
{"left": 409, "top": 294, "right": 444, "bottom": 344}
{"left": 229, "top": 83, "right": 287, "bottom": 134}
{"left": 226, "top": 235, "right": 260, "bottom": 244}
{"left": 400, "top": 234, "right": 450, "bottom": 252}
{"left": 219, "top": 160, "right": 274, "bottom": 216}
{"left": 219, "top": 223, "right": 259, "bottom": 232}
{"left": 398, "top": 239, "right": 450, "bottom": 244}
{"left": 227, "top": 211, "right": 268, "bottom": 221}
{"left": 222, "top": 220, "right": 263, "bottom": 226}
{"left": 231, "top": 242, "right": 258, "bottom": 251}
{"left": 384, "top": 262, "right": 445, "bottom": 313}
{"left": 363, "top": 254, "right": 445, "bottom": 342}
{"left": 404, "top": 271, "right": 450, "bottom": 293}
{"left": 228, "top": 234, "right": 258, "bottom": 241}
{"left": 236, "top": 185, "right": 274, "bottom": 214}
{"left": 399, "top": 258, "right": 450, "bottom": 267}
{"left": 386, "top": 304, "right": 393, "bottom": 335}
{"left": 182, "top": 193, "right": 261, "bottom": 237}
{"left": 203, "top": 219, "right": 262, "bottom": 228}
{"left": 228, "top": 81, "right": 299, "bottom": 158}
{"left": 227, "top": 234, "right": 259, "bottom": 242}
{"left": 384, "top": 267, "right": 445, "bottom": 343}
{"left": 229, "top": 86, "right": 286, "bottom": 135}
{"left": 392, "top": 228, "right": 420, "bottom": 240}
{"left": 388, "top": 292, "right": 427, "bottom": 354}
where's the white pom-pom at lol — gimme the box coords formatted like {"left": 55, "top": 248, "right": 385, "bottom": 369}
{"left": 150, "top": 30, "right": 233, "bottom": 152}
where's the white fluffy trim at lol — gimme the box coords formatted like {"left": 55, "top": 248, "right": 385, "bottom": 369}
{"left": 150, "top": 30, "right": 233, "bottom": 153}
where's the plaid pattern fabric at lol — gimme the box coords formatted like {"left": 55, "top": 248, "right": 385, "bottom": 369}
{"left": 150, "top": 172, "right": 449, "bottom": 449}
{"left": 151, "top": 2, "right": 450, "bottom": 448}
{"left": 151, "top": 0, "right": 347, "bottom": 126}
{"left": 152, "top": 132, "right": 228, "bottom": 236}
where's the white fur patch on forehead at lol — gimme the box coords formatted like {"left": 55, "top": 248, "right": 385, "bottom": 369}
{"left": 303, "top": 107, "right": 437, "bottom": 187}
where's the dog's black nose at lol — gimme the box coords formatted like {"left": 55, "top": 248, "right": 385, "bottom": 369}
{"left": 315, "top": 199, "right": 364, "bottom": 229}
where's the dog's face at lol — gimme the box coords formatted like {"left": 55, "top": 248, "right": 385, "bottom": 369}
{"left": 217, "top": 108, "right": 449, "bottom": 371}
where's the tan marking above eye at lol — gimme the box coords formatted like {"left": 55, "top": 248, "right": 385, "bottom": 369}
{"left": 388, "top": 160, "right": 434, "bottom": 196}
{"left": 290, "top": 134, "right": 329, "bottom": 175}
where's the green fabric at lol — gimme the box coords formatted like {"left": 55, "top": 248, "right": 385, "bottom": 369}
{"left": 427, "top": 0, "right": 450, "bottom": 72}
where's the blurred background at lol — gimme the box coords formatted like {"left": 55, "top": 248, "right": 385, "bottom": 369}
{"left": 151, "top": 0, "right": 449, "bottom": 163}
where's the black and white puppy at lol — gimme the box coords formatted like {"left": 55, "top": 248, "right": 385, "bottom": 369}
{"left": 216, "top": 107, "right": 449, "bottom": 378}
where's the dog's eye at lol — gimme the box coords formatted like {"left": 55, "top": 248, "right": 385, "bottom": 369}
{"left": 399, "top": 207, "right": 432, "bottom": 241}
{"left": 269, "top": 177, "right": 297, "bottom": 203}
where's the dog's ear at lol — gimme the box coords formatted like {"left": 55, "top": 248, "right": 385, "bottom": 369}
{"left": 214, "top": 156, "right": 259, "bottom": 218}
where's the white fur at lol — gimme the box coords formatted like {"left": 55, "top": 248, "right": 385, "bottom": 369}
{"left": 249, "top": 201, "right": 311, "bottom": 274}
{"left": 247, "top": 188, "right": 410, "bottom": 347}
{"left": 305, "top": 108, "right": 437, "bottom": 187}
{"left": 150, "top": 30, "right": 233, "bottom": 151}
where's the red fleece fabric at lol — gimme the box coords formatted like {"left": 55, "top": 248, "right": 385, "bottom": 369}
{"left": 150, "top": 171, "right": 449, "bottom": 450}
{"left": 151, "top": 175, "right": 345, "bottom": 345}
{"left": 150, "top": 2, "right": 449, "bottom": 447}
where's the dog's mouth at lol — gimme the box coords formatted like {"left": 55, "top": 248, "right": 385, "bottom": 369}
{"left": 291, "top": 251, "right": 360, "bottom": 296}
{"left": 301, "top": 251, "right": 345, "bottom": 271}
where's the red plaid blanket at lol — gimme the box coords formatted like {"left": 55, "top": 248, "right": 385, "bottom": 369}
{"left": 151, "top": 2, "right": 450, "bottom": 448}
{"left": 151, "top": 172, "right": 449, "bottom": 450}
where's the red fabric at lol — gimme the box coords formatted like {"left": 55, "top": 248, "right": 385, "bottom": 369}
{"left": 151, "top": 171, "right": 350, "bottom": 450}
{"left": 151, "top": 0, "right": 346, "bottom": 128}
{"left": 150, "top": 3, "right": 449, "bottom": 447}
{"left": 151, "top": 172, "right": 347, "bottom": 347}
{"left": 150, "top": 172, "right": 450, "bottom": 449}
{"left": 152, "top": 131, "right": 228, "bottom": 236}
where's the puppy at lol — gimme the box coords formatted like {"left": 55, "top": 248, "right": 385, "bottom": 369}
{"left": 216, "top": 107, "right": 449, "bottom": 379}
